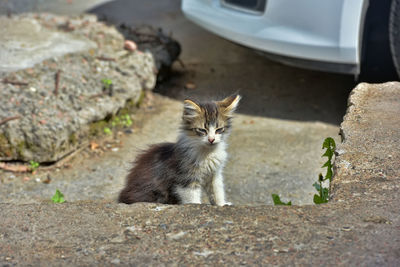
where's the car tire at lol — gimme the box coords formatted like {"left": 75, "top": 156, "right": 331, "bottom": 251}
{"left": 359, "top": 0, "right": 399, "bottom": 82}
{"left": 389, "top": 0, "right": 400, "bottom": 78}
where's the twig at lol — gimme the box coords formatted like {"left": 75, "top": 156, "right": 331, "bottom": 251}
{"left": 0, "top": 162, "right": 30, "bottom": 173}
{"left": 54, "top": 70, "right": 61, "bottom": 96}
{"left": 40, "top": 142, "right": 89, "bottom": 170}
{"left": 89, "top": 92, "right": 107, "bottom": 99}
{"left": 96, "top": 56, "right": 116, "bottom": 62}
{"left": 130, "top": 29, "right": 160, "bottom": 40}
{"left": 177, "top": 58, "right": 186, "bottom": 70}
{"left": 0, "top": 141, "right": 88, "bottom": 173}
{"left": 0, "top": 116, "right": 21, "bottom": 126}
{"left": 2, "top": 79, "right": 28, "bottom": 86}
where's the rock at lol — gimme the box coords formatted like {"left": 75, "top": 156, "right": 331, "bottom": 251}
{"left": 166, "top": 231, "right": 186, "bottom": 240}
{"left": 332, "top": 82, "right": 400, "bottom": 203}
{"left": 0, "top": 16, "right": 96, "bottom": 73}
{"left": 124, "top": 40, "right": 137, "bottom": 51}
{"left": 118, "top": 24, "right": 181, "bottom": 81}
{"left": 0, "top": 13, "right": 157, "bottom": 162}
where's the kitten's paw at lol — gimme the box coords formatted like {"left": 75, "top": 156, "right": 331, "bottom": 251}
{"left": 217, "top": 201, "right": 233, "bottom": 206}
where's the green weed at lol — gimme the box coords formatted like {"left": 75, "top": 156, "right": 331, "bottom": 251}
{"left": 103, "top": 127, "right": 112, "bottom": 135}
{"left": 111, "top": 114, "right": 132, "bottom": 128}
{"left": 29, "top": 160, "right": 39, "bottom": 172}
{"left": 313, "top": 137, "right": 336, "bottom": 204}
{"left": 101, "top": 78, "right": 112, "bottom": 89}
{"left": 271, "top": 137, "right": 336, "bottom": 206}
{"left": 271, "top": 194, "right": 292, "bottom": 206}
{"left": 51, "top": 189, "right": 65, "bottom": 203}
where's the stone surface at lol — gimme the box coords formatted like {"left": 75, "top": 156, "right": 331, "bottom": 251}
{"left": 0, "top": 16, "right": 96, "bottom": 73}
{"left": 0, "top": 0, "right": 110, "bottom": 15}
{"left": 0, "top": 94, "right": 337, "bottom": 205}
{"left": 0, "top": 82, "right": 399, "bottom": 265}
{"left": 0, "top": 13, "right": 157, "bottom": 162}
{"left": 0, "top": 0, "right": 351, "bottom": 207}
{"left": 0, "top": 201, "right": 398, "bottom": 266}
{"left": 332, "top": 82, "right": 400, "bottom": 203}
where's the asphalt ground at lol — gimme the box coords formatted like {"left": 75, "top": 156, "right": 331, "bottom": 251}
{"left": 0, "top": 0, "right": 356, "bottom": 205}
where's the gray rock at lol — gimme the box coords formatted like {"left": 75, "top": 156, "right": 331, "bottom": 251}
{"left": 0, "top": 13, "right": 157, "bottom": 162}
{"left": 0, "top": 16, "right": 96, "bottom": 73}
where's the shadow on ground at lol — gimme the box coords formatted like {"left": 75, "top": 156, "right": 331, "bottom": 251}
{"left": 89, "top": 0, "right": 355, "bottom": 125}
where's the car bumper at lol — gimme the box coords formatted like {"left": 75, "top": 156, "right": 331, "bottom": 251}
{"left": 182, "top": 0, "right": 365, "bottom": 74}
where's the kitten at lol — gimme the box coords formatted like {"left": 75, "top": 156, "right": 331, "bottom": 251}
{"left": 118, "top": 95, "right": 241, "bottom": 206}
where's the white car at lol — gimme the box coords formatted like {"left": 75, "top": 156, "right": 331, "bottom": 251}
{"left": 182, "top": 0, "right": 400, "bottom": 81}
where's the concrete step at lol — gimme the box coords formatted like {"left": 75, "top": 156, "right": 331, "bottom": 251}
{"left": 1, "top": 82, "right": 399, "bottom": 265}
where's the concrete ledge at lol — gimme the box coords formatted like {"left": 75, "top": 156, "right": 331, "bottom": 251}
{"left": 0, "top": 13, "right": 156, "bottom": 163}
{"left": 1, "top": 82, "right": 399, "bottom": 265}
{"left": 332, "top": 82, "right": 400, "bottom": 203}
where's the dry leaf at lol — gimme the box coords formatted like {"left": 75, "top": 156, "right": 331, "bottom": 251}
{"left": 90, "top": 141, "right": 99, "bottom": 150}
{"left": 42, "top": 175, "right": 52, "bottom": 184}
{"left": 184, "top": 82, "right": 196, "bottom": 90}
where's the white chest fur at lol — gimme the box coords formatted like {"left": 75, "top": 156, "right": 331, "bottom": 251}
{"left": 192, "top": 143, "right": 227, "bottom": 182}
{"left": 175, "top": 139, "right": 230, "bottom": 206}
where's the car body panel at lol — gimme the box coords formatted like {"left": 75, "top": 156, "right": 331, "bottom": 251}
{"left": 182, "top": 0, "right": 368, "bottom": 74}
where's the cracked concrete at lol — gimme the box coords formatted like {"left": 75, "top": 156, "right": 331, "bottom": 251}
{"left": 1, "top": 82, "right": 399, "bottom": 266}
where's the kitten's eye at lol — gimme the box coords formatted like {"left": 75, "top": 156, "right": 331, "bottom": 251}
{"left": 216, "top": 127, "right": 225, "bottom": 134}
{"left": 194, "top": 128, "right": 207, "bottom": 136}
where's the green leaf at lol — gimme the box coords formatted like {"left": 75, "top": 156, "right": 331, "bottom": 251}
{"left": 322, "top": 137, "right": 336, "bottom": 150}
{"left": 322, "top": 149, "right": 333, "bottom": 159}
{"left": 101, "top": 78, "right": 112, "bottom": 87}
{"left": 322, "top": 160, "right": 331, "bottom": 168}
{"left": 322, "top": 187, "right": 329, "bottom": 198}
{"left": 29, "top": 160, "right": 39, "bottom": 171}
{"left": 313, "top": 194, "right": 328, "bottom": 204}
{"left": 325, "top": 168, "right": 333, "bottom": 181}
{"left": 313, "top": 182, "right": 321, "bottom": 191}
{"left": 103, "top": 127, "right": 112, "bottom": 135}
{"left": 124, "top": 116, "right": 132, "bottom": 127}
{"left": 51, "top": 189, "right": 65, "bottom": 203}
{"left": 271, "top": 194, "right": 292, "bottom": 206}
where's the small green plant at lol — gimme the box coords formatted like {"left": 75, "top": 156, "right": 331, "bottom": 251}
{"left": 111, "top": 114, "right": 132, "bottom": 128}
{"left": 271, "top": 194, "right": 292, "bottom": 206}
{"left": 29, "top": 160, "right": 39, "bottom": 172}
{"left": 122, "top": 114, "right": 132, "bottom": 127}
{"left": 101, "top": 78, "right": 112, "bottom": 89}
{"left": 313, "top": 137, "right": 336, "bottom": 204}
{"left": 103, "top": 127, "right": 112, "bottom": 135}
{"left": 51, "top": 189, "right": 65, "bottom": 203}
{"left": 271, "top": 137, "right": 336, "bottom": 206}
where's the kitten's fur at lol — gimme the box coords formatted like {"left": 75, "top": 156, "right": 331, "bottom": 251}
{"left": 118, "top": 95, "right": 241, "bottom": 206}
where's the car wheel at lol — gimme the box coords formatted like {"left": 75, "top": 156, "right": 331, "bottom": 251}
{"left": 359, "top": 0, "right": 399, "bottom": 82}
{"left": 389, "top": 0, "right": 400, "bottom": 78}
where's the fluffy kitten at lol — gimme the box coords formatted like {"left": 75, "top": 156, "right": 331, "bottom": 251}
{"left": 118, "top": 95, "right": 241, "bottom": 206}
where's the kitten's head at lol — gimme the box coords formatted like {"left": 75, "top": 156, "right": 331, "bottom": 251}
{"left": 181, "top": 95, "right": 241, "bottom": 147}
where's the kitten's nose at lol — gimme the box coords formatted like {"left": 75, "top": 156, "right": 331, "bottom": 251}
{"left": 208, "top": 137, "right": 215, "bottom": 144}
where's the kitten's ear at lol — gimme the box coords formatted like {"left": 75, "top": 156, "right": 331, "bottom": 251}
{"left": 183, "top": 99, "right": 201, "bottom": 120}
{"left": 218, "top": 95, "right": 241, "bottom": 115}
